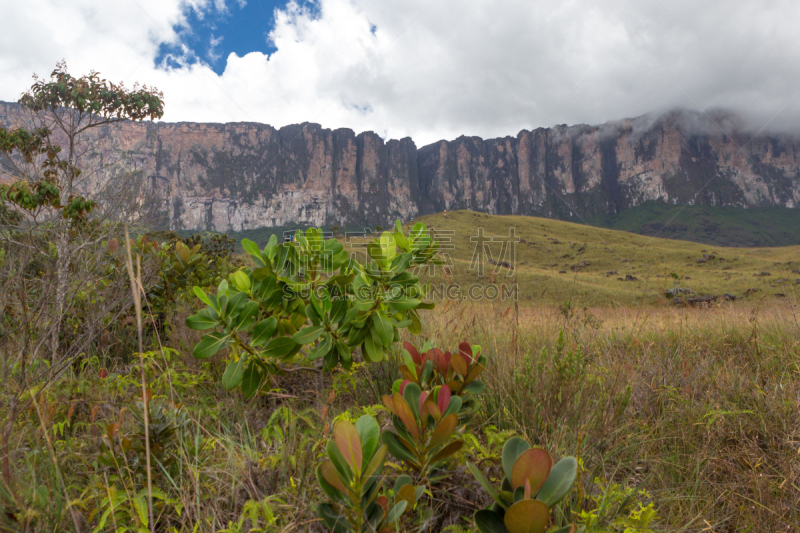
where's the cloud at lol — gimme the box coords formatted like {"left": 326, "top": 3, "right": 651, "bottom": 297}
{"left": 2, "top": 0, "right": 800, "bottom": 145}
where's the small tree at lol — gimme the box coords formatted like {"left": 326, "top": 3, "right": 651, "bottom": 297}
{"left": 0, "top": 62, "right": 163, "bottom": 488}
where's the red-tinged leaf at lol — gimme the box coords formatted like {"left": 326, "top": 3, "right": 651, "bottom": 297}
{"left": 382, "top": 394, "right": 397, "bottom": 416}
{"left": 446, "top": 379, "right": 464, "bottom": 395}
{"left": 403, "top": 342, "right": 421, "bottom": 365}
{"left": 418, "top": 391, "right": 428, "bottom": 413}
{"left": 393, "top": 393, "right": 419, "bottom": 439}
{"left": 433, "top": 348, "right": 449, "bottom": 373}
{"left": 437, "top": 385, "right": 451, "bottom": 414}
{"left": 429, "top": 439, "right": 463, "bottom": 465}
{"left": 459, "top": 341, "right": 474, "bottom": 366}
{"left": 399, "top": 380, "right": 412, "bottom": 395}
{"left": 429, "top": 413, "right": 458, "bottom": 450}
{"left": 503, "top": 499, "right": 550, "bottom": 533}
{"left": 510, "top": 448, "right": 553, "bottom": 493}
{"left": 320, "top": 461, "right": 347, "bottom": 494}
{"left": 334, "top": 420, "right": 362, "bottom": 471}
{"left": 376, "top": 495, "right": 389, "bottom": 513}
{"left": 400, "top": 367, "right": 416, "bottom": 382}
{"left": 450, "top": 352, "right": 468, "bottom": 377}
{"left": 98, "top": 368, "right": 109, "bottom": 379}
{"left": 464, "top": 362, "right": 485, "bottom": 384}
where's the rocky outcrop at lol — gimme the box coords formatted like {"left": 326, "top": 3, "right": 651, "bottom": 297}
{"left": 2, "top": 102, "right": 800, "bottom": 231}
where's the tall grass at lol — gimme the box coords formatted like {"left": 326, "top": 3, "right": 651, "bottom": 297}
{"left": 418, "top": 300, "right": 800, "bottom": 531}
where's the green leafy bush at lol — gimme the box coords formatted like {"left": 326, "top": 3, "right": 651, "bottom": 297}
{"left": 185, "top": 221, "right": 440, "bottom": 397}
{"left": 468, "top": 437, "right": 578, "bottom": 533}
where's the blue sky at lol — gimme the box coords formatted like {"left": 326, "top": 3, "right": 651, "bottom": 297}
{"left": 2, "top": 0, "right": 800, "bottom": 144}
{"left": 156, "top": 1, "right": 318, "bottom": 74}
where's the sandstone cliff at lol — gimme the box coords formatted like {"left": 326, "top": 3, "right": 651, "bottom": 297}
{"left": 2, "top": 102, "right": 799, "bottom": 231}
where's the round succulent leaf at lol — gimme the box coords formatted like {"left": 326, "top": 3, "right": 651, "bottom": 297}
{"left": 502, "top": 437, "right": 532, "bottom": 481}
{"left": 535, "top": 457, "right": 578, "bottom": 507}
{"left": 334, "top": 420, "right": 363, "bottom": 472}
{"left": 511, "top": 448, "right": 553, "bottom": 493}
{"left": 503, "top": 499, "right": 550, "bottom": 533}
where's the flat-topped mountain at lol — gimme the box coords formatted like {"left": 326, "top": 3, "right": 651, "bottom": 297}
{"left": 2, "top": 102, "right": 799, "bottom": 235}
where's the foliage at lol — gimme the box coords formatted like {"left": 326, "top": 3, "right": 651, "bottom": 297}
{"left": 575, "top": 479, "right": 657, "bottom": 533}
{"left": 467, "top": 437, "right": 578, "bottom": 533}
{"left": 394, "top": 340, "right": 487, "bottom": 420}
{"left": 316, "top": 416, "right": 422, "bottom": 532}
{"left": 185, "top": 220, "right": 441, "bottom": 397}
{"left": 380, "top": 381, "right": 464, "bottom": 482}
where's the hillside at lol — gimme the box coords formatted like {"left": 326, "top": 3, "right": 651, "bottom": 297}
{"left": 339, "top": 211, "right": 800, "bottom": 306}
{"left": 589, "top": 202, "right": 800, "bottom": 247}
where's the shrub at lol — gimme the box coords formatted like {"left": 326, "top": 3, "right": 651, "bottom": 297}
{"left": 468, "top": 436, "right": 578, "bottom": 533}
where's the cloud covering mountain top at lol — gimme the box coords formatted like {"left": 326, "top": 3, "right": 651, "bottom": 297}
{"left": 2, "top": 0, "right": 799, "bottom": 145}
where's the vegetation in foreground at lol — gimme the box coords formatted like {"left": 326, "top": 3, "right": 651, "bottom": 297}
{"left": 1, "top": 64, "right": 798, "bottom": 533}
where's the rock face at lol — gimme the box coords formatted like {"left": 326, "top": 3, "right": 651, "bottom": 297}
{"left": 3, "top": 102, "right": 800, "bottom": 231}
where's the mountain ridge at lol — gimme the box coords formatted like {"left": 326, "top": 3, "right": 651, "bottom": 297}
{"left": 2, "top": 101, "right": 800, "bottom": 240}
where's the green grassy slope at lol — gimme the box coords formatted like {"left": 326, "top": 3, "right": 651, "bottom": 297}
{"left": 383, "top": 210, "right": 800, "bottom": 306}
{"left": 589, "top": 201, "right": 800, "bottom": 247}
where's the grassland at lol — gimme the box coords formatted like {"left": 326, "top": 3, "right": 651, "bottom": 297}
{"left": 589, "top": 201, "right": 800, "bottom": 247}
{"left": 3, "top": 212, "right": 799, "bottom": 532}
{"left": 373, "top": 210, "right": 800, "bottom": 307}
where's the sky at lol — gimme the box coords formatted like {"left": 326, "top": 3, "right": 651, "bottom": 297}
{"left": 1, "top": 0, "right": 800, "bottom": 145}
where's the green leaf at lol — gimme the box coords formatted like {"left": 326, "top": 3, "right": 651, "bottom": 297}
{"left": 241, "top": 238, "right": 261, "bottom": 261}
{"left": 372, "top": 311, "right": 393, "bottom": 348}
{"left": 241, "top": 361, "right": 267, "bottom": 399}
{"left": 308, "top": 332, "right": 333, "bottom": 360}
{"left": 262, "top": 337, "right": 299, "bottom": 359}
{"left": 468, "top": 462, "right": 507, "bottom": 509}
{"left": 363, "top": 334, "right": 384, "bottom": 363}
{"left": 193, "top": 286, "right": 215, "bottom": 308}
{"left": 380, "top": 432, "right": 417, "bottom": 464}
{"left": 251, "top": 317, "right": 278, "bottom": 347}
{"left": 222, "top": 357, "right": 245, "bottom": 390}
{"left": 475, "top": 509, "right": 509, "bottom": 533}
{"left": 386, "top": 296, "right": 420, "bottom": 311}
{"left": 185, "top": 310, "right": 218, "bottom": 330}
{"left": 386, "top": 501, "right": 408, "bottom": 524}
{"left": 230, "top": 270, "right": 251, "bottom": 292}
{"left": 193, "top": 332, "right": 229, "bottom": 359}
{"left": 316, "top": 503, "right": 349, "bottom": 533}
{"left": 293, "top": 325, "right": 324, "bottom": 345}
{"left": 535, "top": 457, "right": 577, "bottom": 507}
{"left": 502, "top": 438, "right": 531, "bottom": 482}
{"left": 231, "top": 301, "right": 259, "bottom": 332}
{"left": 355, "top": 415, "right": 381, "bottom": 467}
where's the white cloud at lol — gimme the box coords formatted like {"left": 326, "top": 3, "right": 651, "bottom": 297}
{"left": 2, "top": 0, "right": 800, "bottom": 145}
